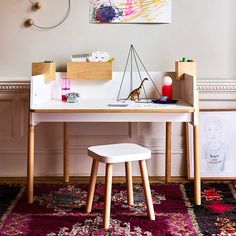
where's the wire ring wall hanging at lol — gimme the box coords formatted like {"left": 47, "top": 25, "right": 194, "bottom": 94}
{"left": 26, "top": 0, "right": 71, "bottom": 29}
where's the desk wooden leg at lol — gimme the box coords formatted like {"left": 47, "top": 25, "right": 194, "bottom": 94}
{"left": 165, "top": 122, "right": 172, "bottom": 183}
{"left": 194, "top": 125, "right": 201, "bottom": 205}
{"left": 125, "top": 161, "right": 134, "bottom": 206}
{"left": 63, "top": 122, "right": 69, "bottom": 183}
{"left": 27, "top": 124, "right": 34, "bottom": 204}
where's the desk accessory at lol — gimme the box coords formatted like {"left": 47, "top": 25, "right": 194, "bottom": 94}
{"left": 88, "top": 51, "right": 111, "bottom": 62}
{"left": 152, "top": 99, "right": 178, "bottom": 104}
{"left": 32, "top": 62, "right": 56, "bottom": 82}
{"left": 176, "top": 59, "right": 196, "bottom": 80}
{"left": 162, "top": 76, "right": 173, "bottom": 100}
{"left": 160, "top": 96, "right": 168, "bottom": 102}
{"left": 71, "top": 54, "right": 91, "bottom": 62}
{"left": 117, "top": 45, "right": 161, "bottom": 102}
{"left": 66, "top": 92, "right": 80, "bottom": 103}
{"left": 67, "top": 62, "right": 112, "bottom": 80}
{"left": 61, "top": 78, "right": 70, "bottom": 101}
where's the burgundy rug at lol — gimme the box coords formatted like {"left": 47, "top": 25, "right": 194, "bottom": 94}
{"left": 0, "top": 183, "right": 235, "bottom": 236}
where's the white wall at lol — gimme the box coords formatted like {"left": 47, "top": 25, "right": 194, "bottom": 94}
{"left": 0, "top": 0, "right": 236, "bottom": 79}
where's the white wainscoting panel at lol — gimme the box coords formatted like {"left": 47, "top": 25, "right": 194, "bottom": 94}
{"left": 0, "top": 79, "right": 236, "bottom": 177}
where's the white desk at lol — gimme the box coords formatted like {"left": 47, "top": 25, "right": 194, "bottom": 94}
{"left": 28, "top": 72, "right": 201, "bottom": 205}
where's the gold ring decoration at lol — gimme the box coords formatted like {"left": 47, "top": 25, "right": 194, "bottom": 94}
{"left": 25, "top": 0, "right": 71, "bottom": 29}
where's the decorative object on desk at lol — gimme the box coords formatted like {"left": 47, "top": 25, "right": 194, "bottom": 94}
{"left": 162, "top": 76, "right": 173, "bottom": 100}
{"left": 24, "top": 0, "right": 71, "bottom": 29}
{"left": 176, "top": 58, "right": 196, "bottom": 80}
{"left": 71, "top": 53, "right": 91, "bottom": 62}
{"left": 117, "top": 45, "right": 161, "bottom": 102}
{"left": 180, "top": 57, "right": 195, "bottom": 63}
{"left": 160, "top": 96, "right": 168, "bottom": 102}
{"left": 152, "top": 99, "right": 178, "bottom": 104}
{"left": 61, "top": 78, "right": 70, "bottom": 102}
{"left": 32, "top": 62, "right": 56, "bottom": 82}
{"left": 126, "top": 78, "right": 148, "bottom": 101}
{"left": 88, "top": 51, "right": 111, "bottom": 62}
{"left": 67, "top": 61, "right": 112, "bottom": 80}
{"left": 66, "top": 92, "right": 80, "bottom": 103}
{"left": 187, "top": 111, "right": 236, "bottom": 180}
{"left": 89, "top": 0, "right": 172, "bottom": 23}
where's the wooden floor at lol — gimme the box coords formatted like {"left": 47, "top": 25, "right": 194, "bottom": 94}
{"left": 0, "top": 176, "right": 190, "bottom": 185}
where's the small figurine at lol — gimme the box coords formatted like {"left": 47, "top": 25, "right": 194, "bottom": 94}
{"left": 126, "top": 78, "right": 148, "bottom": 101}
{"left": 162, "top": 76, "right": 173, "bottom": 100}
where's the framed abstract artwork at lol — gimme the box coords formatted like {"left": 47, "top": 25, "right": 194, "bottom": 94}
{"left": 89, "top": 0, "right": 172, "bottom": 23}
{"left": 187, "top": 111, "right": 236, "bottom": 180}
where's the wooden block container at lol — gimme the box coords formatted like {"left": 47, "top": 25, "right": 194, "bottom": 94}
{"left": 32, "top": 62, "right": 56, "bottom": 82}
{"left": 67, "top": 62, "right": 112, "bottom": 80}
{"left": 175, "top": 61, "right": 196, "bottom": 80}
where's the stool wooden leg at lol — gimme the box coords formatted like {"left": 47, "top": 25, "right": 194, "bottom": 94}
{"left": 86, "top": 159, "right": 99, "bottom": 213}
{"left": 165, "top": 122, "right": 172, "bottom": 183}
{"left": 125, "top": 161, "right": 134, "bottom": 206}
{"left": 104, "top": 163, "right": 113, "bottom": 229}
{"left": 139, "top": 160, "right": 155, "bottom": 220}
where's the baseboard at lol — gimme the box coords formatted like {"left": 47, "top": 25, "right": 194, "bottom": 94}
{"left": 0, "top": 176, "right": 190, "bottom": 184}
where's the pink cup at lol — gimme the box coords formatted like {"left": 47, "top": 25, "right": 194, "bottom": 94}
{"left": 61, "top": 78, "right": 70, "bottom": 101}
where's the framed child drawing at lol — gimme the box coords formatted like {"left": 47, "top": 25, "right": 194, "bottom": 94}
{"left": 187, "top": 111, "right": 236, "bottom": 180}
{"left": 89, "top": 0, "right": 172, "bottom": 23}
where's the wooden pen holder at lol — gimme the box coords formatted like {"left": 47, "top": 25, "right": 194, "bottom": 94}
{"left": 175, "top": 61, "right": 196, "bottom": 80}
{"left": 32, "top": 62, "right": 56, "bottom": 82}
{"left": 67, "top": 62, "right": 112, "bottom": 80}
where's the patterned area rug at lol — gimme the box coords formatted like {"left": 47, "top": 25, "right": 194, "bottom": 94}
{"left": 0, "top": 185, "right": 22, "bottom": 219}
{"left": 0, "top": 182, "right": 235, "bottom": 236}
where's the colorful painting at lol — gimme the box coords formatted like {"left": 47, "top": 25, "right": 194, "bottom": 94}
{"left": 90, "top": 0, "right": 172, "bottom": 23}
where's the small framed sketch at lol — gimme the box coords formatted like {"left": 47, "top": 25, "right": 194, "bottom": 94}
{"left": 187, "top": 111, "right": 236, "bottom": 180}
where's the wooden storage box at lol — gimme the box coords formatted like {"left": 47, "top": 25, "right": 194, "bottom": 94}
{"left": 32, "top": 62, "right": 56, "bottom": 82}
{"left": 175, "top": 61, "right": 196, "bottom": 80}
{"left": 67, "top": 62, "right": 112, "bottom": 80}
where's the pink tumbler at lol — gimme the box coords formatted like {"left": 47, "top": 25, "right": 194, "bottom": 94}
{"left": 61, "top": 78, "right": 70, "bottom": 101}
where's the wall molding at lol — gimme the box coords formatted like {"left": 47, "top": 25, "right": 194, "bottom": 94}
{"left": 0, "top": 145, "right": 185, "bottom": 156}
{"left": 0, "top": 81, "right": 30, "bottom": 92}
{"left": 1, "top": 79, "right": 236, "bottom": 93}
{"left": 197, "top": 79, "right": 236, "bottom": 93}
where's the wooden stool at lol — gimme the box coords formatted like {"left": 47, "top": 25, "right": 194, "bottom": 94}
{"left": 85, "top": 143, "right": 155, "bottom": 229}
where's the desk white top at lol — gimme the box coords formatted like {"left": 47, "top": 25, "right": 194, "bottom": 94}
{"left": 31, "top": 99, "right": 194, "bottom": 113}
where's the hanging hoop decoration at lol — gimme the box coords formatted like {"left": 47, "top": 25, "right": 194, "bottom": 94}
{"left": 25, "top": 0, "right": 71, "bottom": 29}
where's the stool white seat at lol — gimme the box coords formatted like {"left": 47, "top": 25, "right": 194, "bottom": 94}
{"left": 88, "top": 143, "right": 151, "bottom": 163}
{"left": 86, "top": 143, "right": 155, "bottom": 229}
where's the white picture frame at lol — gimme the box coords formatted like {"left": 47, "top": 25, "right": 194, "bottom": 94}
{"left": 187, "top": 111, "right": 236, "bottom": 180}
